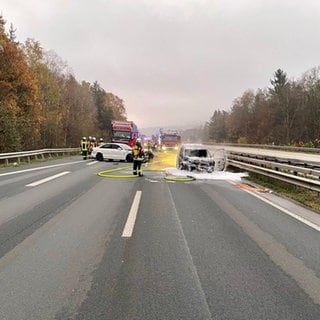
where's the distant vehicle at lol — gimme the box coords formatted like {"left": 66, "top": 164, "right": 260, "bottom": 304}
{"left": 92, "top": 143, "right": 133, "bottom": 162}
{"left": 158, "top": 128, "right": 181, "bottom": 151}
{"left": 111, "top": 121, "right": 139, "bottom": 147}
{"left": 176, "top": 143, "right": 226, "bottom": 172}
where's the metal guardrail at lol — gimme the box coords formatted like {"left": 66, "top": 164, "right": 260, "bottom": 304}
{"left": 207, "top": 142, "right": 320, "bottom": 155}
{"left": 226, "top": 151, "right": 320, "bottom": 193}
{"left": 0, "top": 148, "right": 80, "bottom": 166}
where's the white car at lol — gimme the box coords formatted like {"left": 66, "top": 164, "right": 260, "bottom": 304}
{"left": 92, "top": 143, "right": 133, "bottom": 162}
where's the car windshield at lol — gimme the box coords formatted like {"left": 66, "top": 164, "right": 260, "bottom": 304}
{"left": 161, "top": 135, "right": 180, "bottom": 142}
{"left": 113, "top": 131, "right": 131, "bottom": 140}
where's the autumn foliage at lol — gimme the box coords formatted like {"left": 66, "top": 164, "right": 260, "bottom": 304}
{"left": 0, "top": 16, "right": 126, "bottom": 152}
{"left": 204, "top": 68, "right": 320, "bottom": 147}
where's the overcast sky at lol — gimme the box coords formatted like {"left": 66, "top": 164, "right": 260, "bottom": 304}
{"left": 2, "top": 0, "right": 320, "bottom": 130}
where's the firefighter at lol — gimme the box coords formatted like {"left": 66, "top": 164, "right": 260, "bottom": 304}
{"left": 147, "top": 140, "right": 154, "bottom": 160}
{"left": 80, "top": 137, "right": 88, "bottom": 160}
{"left": 92, "top": 137, "right": 97, "bottom": 147}
{"left": 88, "top": 136, "right": 96, "bottom": 158}
{"left": 132, "top": 139, "right": 144, "bottom": 176}
{"left": 98, "top": 137, "right": 104, "bottom": 146}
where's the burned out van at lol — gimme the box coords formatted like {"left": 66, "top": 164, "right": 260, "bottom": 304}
{"left": 176, "top": 144, "right": 226, "bottom": 173}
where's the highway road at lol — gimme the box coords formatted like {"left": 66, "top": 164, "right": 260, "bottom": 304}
{"left": 0, "top": 155, "right": 320, "bottom": 319}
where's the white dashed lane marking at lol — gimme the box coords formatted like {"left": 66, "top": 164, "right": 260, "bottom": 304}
{"left": 26, "top": 171, "right": 70, "bottom": 187}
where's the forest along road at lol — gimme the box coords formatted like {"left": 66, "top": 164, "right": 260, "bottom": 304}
{"left": 0, "top": 156, "right": 320, "bottom": 320}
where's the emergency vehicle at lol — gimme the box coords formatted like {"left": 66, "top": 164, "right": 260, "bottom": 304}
{"left": 111, "top": 121, "right": 139, "bottom": 147}
{"left": 158, "top": 128, "right": 181, "bottom": 151}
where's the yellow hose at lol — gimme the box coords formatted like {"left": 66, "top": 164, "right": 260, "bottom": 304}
{"left": 98, "top": 166, "right": 196, "bottom": 181}
{"left": 98, "top": 166, "right": 136, "bottom": 178}
{"left": 97, "top": 152, "right": 196, "bottom": 182}
{"left": 164, "top": 175, "right": 196, "bottom": 182}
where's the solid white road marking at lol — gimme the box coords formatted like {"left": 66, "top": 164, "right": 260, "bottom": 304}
{"left": 245, "top": 190, "right": 320, "bottom": 232}
{"left": 122, "top": 191, "right": 142, "bottom": 238}
{"left": 26, "top": 171, "right": 70, "bottom": 187}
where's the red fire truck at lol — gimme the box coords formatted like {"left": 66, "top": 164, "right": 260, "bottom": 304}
{"left": 158, "top": 128, "right": 181, "bottom": 151}
{"left": 111, "top": 121, "right": 139, "bottom": 147}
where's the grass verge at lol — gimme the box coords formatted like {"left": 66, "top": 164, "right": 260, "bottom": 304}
{"left": 246, "top": 172, "right": 320, "bottom": 214}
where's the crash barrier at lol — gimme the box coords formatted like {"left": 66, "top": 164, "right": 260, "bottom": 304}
{"left": 226, "top": 151, "right": 320, "bottom": 193}
{"left": 0, "top": 148, "right": 80, "bottom": 166}
{"left": 207, "top": 142, "right": 320, "bottom": 154}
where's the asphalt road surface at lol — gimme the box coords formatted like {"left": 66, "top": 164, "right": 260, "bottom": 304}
{"left": 0, "top": 155, "right": 320, "bottom": 319}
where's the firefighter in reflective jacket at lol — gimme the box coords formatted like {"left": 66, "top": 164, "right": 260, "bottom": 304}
{"left": 98, "top": 137, "right": 104, "bottom": 146}
{"left": 80, "top": 137, "right": 88, "bottom": 160}
{"left": 132, "top": 140, "right": 144, "bottom": 176}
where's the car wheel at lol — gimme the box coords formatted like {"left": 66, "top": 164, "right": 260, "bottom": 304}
{"left": 126, "top": 154, "right": 133, "bottom": 162}
{"left": 96, "top": 153, "right": 103, "bottom": 161}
